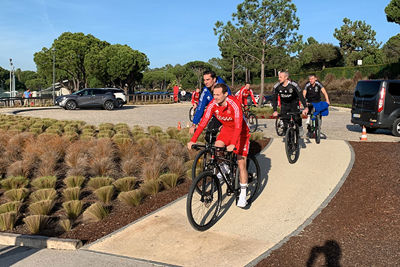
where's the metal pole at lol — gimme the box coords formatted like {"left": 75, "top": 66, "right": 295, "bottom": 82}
{"left": 52, "top": 47, "right": 56, "bottom": 104}
{"left": 9, "top": 59, "right": 12, "bottom": 98}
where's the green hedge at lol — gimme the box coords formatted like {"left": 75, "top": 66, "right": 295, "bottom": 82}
{"left": 261, "top": 62, "right": 400, "bottom": 84}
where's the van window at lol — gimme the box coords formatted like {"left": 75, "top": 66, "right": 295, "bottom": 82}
{"left": 354, "top": 81, "right": 382, "bottom": 98}
{"left": 388, "top": 82, "right": 400, "bottom": 97}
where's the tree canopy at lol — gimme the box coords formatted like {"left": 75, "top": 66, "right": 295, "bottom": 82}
{"left": 385, "top": 0, "right": 400, "bottom": 25}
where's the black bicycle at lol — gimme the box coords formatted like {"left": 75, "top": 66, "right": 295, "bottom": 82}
{"left": 191, "top": 128, "right": 218, "bottom": 180}
{"left": 243, "top": 105, "right": 258, "bottom": 133}
{"left": 187, "top": 144, "right": 261, "bottom": 231}
{"left": 283, "top": 112, "right": 301, "bottom": 164}
{"left": 307, "top": 108, "right": 322, "bottom": 144}
{"left": 189, "top": 106, "right": 197, "bottom": 122}
{"left": 275, "top": 115, "right": 285, "bottom": 136}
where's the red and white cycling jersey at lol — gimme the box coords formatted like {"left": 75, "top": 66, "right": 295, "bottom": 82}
{"left": 191, "top": 95, "right": 250, "bottom": 156}
{"left": 191, "top": 91, "right": 200, "bottom": 105}
{"left": 235, "top": 86, "right": 257, "bottom": 106}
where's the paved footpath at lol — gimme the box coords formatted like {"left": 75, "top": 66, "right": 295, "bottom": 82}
{"left": 83, "top": 139, "right": 353, "bottom": 266}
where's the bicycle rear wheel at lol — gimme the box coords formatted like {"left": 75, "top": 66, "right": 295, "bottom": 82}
{"left": 186, "top": 171, "right": 222, "bottom": 231}
{"left": 248, "top": 113, "right": 258, "bottom": 133}
{"left": 189, "top": 107, "right": 196, "bottom": 122}
{"left": 246, "top": 156, "right": 261, "bottom": 204}
{"left": 285, "top": 127, "right": 300, "bottom": 164}
{"left": 315, "top": 115, "right": 321, "bottom": 144}
{"left": 275, "top": 117, "right": 285, "bottom": 136}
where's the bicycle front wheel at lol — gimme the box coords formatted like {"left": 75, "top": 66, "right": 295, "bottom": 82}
{"left": 248, "top": 113, "right": 258, "bottom": 133}
{"left": 315, "top": 115, "right": 321, "bottom": 144}
{"left": 246, "top": 156, "right": 261, "bottom": 204}
{"left": 285, "top": 127, "right": 300, "bottom": 164}
{"left": 189, "top": 107, "right": 196, "bottom": 122}
{"left": 192, "top": 149, "right": 212, "bottom": 180}
{"left": 275, "top": 118, "right": 285, "bottom": 136}
{"left": 186, "top": 171, "right": 222, "bottom": 231}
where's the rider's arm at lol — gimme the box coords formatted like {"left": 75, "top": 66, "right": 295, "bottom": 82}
{"left": 190, "top": 101, "right": 215, "bottom": 142}
{"left": 249, "top": 89, "right": 258, "bottom": 106}
{"left": 192, "top": 88, "right": 211, "bottom": 125}
{"left": 321, "top": 87, "right": 330, "bottom": 105}
{"left": 227, "top": 98, "right": 243, "bottom": 144}
{"left": 191, "top": 93, "right": 195, "bottom": 105}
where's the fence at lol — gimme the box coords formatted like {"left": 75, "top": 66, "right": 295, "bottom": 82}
{"left": 128, "top": 94, "right": 174, "bottom": 103}
{"left": 0, "top": 96, "right": 54, "bottom": 107}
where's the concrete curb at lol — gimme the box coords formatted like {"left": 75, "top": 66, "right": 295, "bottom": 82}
{"left": 0, "top": 232, "right": 82, "bottom": 250}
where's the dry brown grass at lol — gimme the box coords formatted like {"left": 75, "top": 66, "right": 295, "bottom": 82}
{"left": 87, "top": 139, "right": 119, "bottom": 177}
{"left": 4, "top": 132, "right": 35, "bottom": 163}
{"left": 35, "top": 135, "right": 69, "bottom": 177}
{"left": 163, "top": 140, "right": 189, "bottom": 160}
{"left": 165, "top": 156, "right": 186, "bottom": 178}
{"left": 65, "top": 140, "right": 92, "bottom": 177}
{"left": 141, "top": 154, "right": 165, "bottom": 181}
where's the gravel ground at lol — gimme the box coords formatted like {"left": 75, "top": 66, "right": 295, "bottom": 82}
{"left": 1, "top": 103, "right": 399, "bottom": 142}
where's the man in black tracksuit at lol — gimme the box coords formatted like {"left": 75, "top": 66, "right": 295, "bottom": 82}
{"left": 272, "top": 71, "right": 308, "bottom": 136}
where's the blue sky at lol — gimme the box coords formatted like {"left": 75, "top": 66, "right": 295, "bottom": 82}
{"left": 0, "top": 0, "right": 398, "bottom": 71}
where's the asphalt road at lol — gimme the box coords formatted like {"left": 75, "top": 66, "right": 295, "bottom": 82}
{"left": 1, "top": 103, "right": 399, "bottom": 142}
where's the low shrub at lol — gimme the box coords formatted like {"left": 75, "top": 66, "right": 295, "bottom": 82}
{"left": 159, "top": 173, "right": 180, "bottom": 189}
{"left": 87, "top": 177, "right": 114, "bottom": 190}
{"left": 29, "top": 188, "right": 57, "bottom": 202}
{"left": 118, "top": 190, "right": 143, "bottom": 207}
{"left": 28, "top": 200, "right": 55, "bottom": 215}
{"left": 31, "top": 176, "right": 57, "bottom": 189}
{"left": 94, "top": 185, "right": 114, "bottom": 205}
{"left": 59, "top": 219, "right": 72, "bottom": 232}
{"left": 97, "top": 130, "right": 115, "bottom": 138}
{"left": 250, "top": 132, "right": 264, "bottom": 141}
{"left": 0, "top": 212, "right": 17, "bottom": 231}
{"left": 0, "top": 201, "right": 21, "bottom": 214}
{"left": 0, "top": 176, "right": 29, "bottom": 190}
{"left": 83, "top": 202, "right": 109, "bottom": 222}
{"left": 24, "top": 215, "right": 48, "bottom": 234}
{"left": 99, "top": 123, "right": 114, "bottom": 131}
{"left": 148, "top": 126, "right": 163, "bottom": 136}
{"left": 113, "top": 177, "right": 137, "bottom": 192}
{"left": 64, "top": 176, "right": 85, "bottom": 188}
{"left": 141, "top": 179, "right": 160, "bottom": 196}
{"left": 4, "top": 188, "right": 29, "bottom": 201}
{"left": 62, "top": 187, "right": 81, "bottom": 201}
{"left": 165, "top": 157, "right": 186, "bottom": 178}
{"left": 62, "top": 200, "right": 83, "bottom": 220}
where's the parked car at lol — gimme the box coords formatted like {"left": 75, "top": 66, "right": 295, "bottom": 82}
{"left": 55, "top": 88, "right": 117, "bottom": 110}
{"left": 351, "top": 80, "right": 400, "bottom": 136}
{"left": 105, "top": 88, "right": 127, "bottom": 108}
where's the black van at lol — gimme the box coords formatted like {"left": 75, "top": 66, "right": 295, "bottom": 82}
{"left": 351, "top": 80, "right": 400, "bottom": 136}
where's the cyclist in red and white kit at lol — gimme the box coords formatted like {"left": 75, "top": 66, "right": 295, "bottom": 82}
{"left": 235, "top": 83, "right": 258, "bottom": 108}
{"left": 187, "top": 83, "right": 250, "bottom": 208}
{"left": 191, "top": 88, "right": 201, "bottom": 108}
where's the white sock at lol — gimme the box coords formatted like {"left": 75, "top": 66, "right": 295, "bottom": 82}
{"left": 240, "top": 183, "right": 248, "bottom": 198}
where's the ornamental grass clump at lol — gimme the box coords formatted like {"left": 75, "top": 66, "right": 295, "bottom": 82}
{"left": 97, "top": 130, "right": 115, "bottom": 139}
{"left": 159, "top": 173, "right": 180, "bottom": 189}
{"left": 0, "top": 176, "right": 29, "bottom": 190}
{"left": 64, "top": 176, "right": 85, "bottom": 188}
{"left": 99, "top": 123, "right": 114, "bottom": 131}
{"left": 62, "top": 200, "right": 83, "bottom": 220}
{"left": 59, "top": 219, "right": 72, "bottom": 232}
{"left": 83, "top": 202, "right": 109, "bottom": 222}
{"left": 94, "top": 185, "right": 114, "bottom": 205}
{"left": 87, "top": 177, "right": 114, "bottom": 190}
{"left": 31, "top": 176, "right": 57, "bottom": 189}
{"left": 0, "top": 212, "right": 17, "bottom": 231}
{"left": 62, "top": 187, "right": 81, "bottom": 201}
{"left": 148, "top": 126, "right": 163, "bottom": 136}
{"left": 113, "top": 177, "right": 137, "bottom": 192}
{"left": 24, "top": 215, "right": 48, "bottom": 234}
{"left": 4, "top": 188, "right": 29, "bottom": 201}
{"left": 165, "top": 156, "right": 186, "bottom": 178}
{"left": 114, "top": 123, "right": 130, "bottom": 133}
{"left": 141, "top": 179, "right": 160, "bottom": 196}
{"left": 28, "top": 200, "right": 55, "bottom": 215}
{"left": 87, "top": 139, "right": 119, "bottom": 177}
{"left": 166, "top": 127, "right": 179, "bottom": 139}
{"left": 250, "top": 132, "right": 264, "bottom": 141}
{"left": 0, "top": 201, "right": 21, "bottom": 214}
{"left": 118, "top": 190, "right": 143, "bottom": 207}
{"left": 29, "top": 188, "right": 57, "bottom": 202}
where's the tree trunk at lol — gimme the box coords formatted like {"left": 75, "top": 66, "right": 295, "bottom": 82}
{"left": 259, "top": 47, "right": 265, "bottom": 106}
{"left": 245, "top": 67, "right": 248, "bottom": 83}
{"left": 231, "top": 57, "right": 235, "bottom": 88}
{"left": 274, "top": 68, "right": 277, "bottom": 77}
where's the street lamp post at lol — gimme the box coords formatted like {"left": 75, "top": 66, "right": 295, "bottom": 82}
{"left": 9, "top": 58, "right": 15, "bottom": 106}
{"left": 52, "top": 47, "right": 56, "bottom": 104}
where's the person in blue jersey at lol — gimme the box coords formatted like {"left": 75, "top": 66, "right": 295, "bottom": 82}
{"left": 189, "top": 70, "right": 232, "bottom": 135}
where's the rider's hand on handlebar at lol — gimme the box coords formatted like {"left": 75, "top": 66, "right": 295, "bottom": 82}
{"left": 273, "top": 111, "right": 278, "bottom": 117}
{"left": 226, "top": 144, "right": 235, "bottom": 152}
{"left": 187, "top": 141, "right": 194, "bottom": 150}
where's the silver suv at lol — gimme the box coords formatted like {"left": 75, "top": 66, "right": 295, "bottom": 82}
{"left": 56, "top": 88, "right": 117, "bottom": 110}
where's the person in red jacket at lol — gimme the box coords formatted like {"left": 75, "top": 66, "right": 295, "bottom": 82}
{"left": 187, "top": 83, "right": 250, "bottom": 208}
{"left": 191, "top": 88, "right": 201, "bottom": 108}
{"left": 235, "top": 83, "right": 258, "bottom": 108}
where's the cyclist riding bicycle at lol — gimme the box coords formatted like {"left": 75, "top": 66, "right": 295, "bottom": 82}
{"left": 190, "top": 70, "right": 232, "bottom": 135}
{"left": 191, "top": 88, "right": 201, "bottom": 109}
{"left": 303, "top": 74, "right": 330, "bottom": 125}
{"left": 187, "top": 83, "right": 250, "bottom": 208}
{"left": 272, "top": 71, "right": 308, "bottom": 136}
{"left": 235, "top": 83, "right": 259, "bottom": 109}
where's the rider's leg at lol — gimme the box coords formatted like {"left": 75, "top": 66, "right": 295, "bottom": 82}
{"left": 237, "top": 155, "right": 248, "bottom": 207}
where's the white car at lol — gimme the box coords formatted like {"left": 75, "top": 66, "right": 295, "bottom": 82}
{"left": 103, "top": 88, "right": 127, "bottom": 108}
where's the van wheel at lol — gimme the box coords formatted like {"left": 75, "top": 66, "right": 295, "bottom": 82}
{"left": 65, "top": 100, "right": 77, "bottom": 110}
{"left": 104, "top": 100, "right": 114, "bottom": 111}
{"left": 116, "top": 99, "right": 124, "bottom": 108}
{"left": 392, "top": 118, "right": 400, "bottom": 137}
